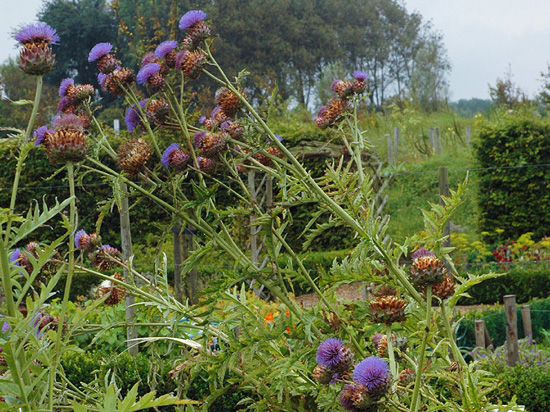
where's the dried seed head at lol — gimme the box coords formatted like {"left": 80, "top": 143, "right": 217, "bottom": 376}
{"left": 410, "top": 256, "right": 447, "bottom": 287}
{"left": 98, "top": 273, "right": 126, "bottom": 305}
{"left": 199, "top": 133, "right": 227, "bottom": 157}
{"left": 197, "top": 156, "right": 218, "bottom": 174}
{"left": 89, "top": 245, "right": 121, "bottom": 271}
{"left": 117, "top": 138, "right": 151, "bottom": 177}
{"left": 369, "top": 295, "right": 407, "bottom": 324}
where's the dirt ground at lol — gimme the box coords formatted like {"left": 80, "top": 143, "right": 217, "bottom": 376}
{"left": 294, "top": 281, "right": 492, "bottom": 313}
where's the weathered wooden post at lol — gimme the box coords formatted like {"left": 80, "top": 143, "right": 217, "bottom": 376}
{"left": 504, "top": 295, "right": 519, "bottom": 366}
{"left": 119, "top": 182, "right": 138, "bottom": 356}
{"left": 393, "top": 127, "right": 399, "bottom": 157}
{"left": 438, "top": 166, "right": 451, "bottom": 247}
{"left": 434, "top": 127, "right": 442, "bottom": 154}
{"left": 475, "top": 319, "right": 486, "bottom": 348}
{"left": 465, "top": 126, "right": 471, "bottom": 144}
{"left": 521, "top": 305, "right": 532, "bottom": 337}
{"left": 429, "top": 128, "right": 435, "bottom": 151}
{"left": 387, "top": 135, "right": 394, "bottom": 166}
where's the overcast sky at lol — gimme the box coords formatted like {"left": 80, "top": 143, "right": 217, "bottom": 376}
{"left": 1, "top": 0, "right": 549, "bottom": 101}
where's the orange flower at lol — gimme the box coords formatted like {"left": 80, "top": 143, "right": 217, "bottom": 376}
{"left": 285, "top": 312, "right": 290, "bottom": 317}
{"left": 265, "top": 313, "right": 274, "bottom": 322}
{"left": 285, "top": 326, "right": 291, "bottom": 334}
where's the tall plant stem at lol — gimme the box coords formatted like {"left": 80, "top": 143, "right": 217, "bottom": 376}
{"left": 24, "top": 75, "right": 43, "bottom": 140}
{"left": 411, "top": 286, "right": 432, "bottom": 412}
{"left": 386, "top": 323, "right": 397, "bottom": 378}
{"left": 48, "top": 161, "right": 77, "bottom": 409}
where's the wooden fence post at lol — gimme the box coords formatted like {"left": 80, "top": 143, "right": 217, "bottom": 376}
{"left": 429, "top": 128, "right": 435, "bottom": 151}
{"left": 113, "top": 119, "right": 120, "bottom": 136}
{"left": 434, "top": 127, "right": 442, "bottom": 154}
{"left": 504, "top": 295, "right": 519, "bottom": 366}
{"left": 465, "top": 126, "right": 471, "bottom": 144}
{"left": 521, "top": 305, "right": 532, "bottom": 337}
{"left": 387, "top": 135, "right": 394, "bottom": 166}
{"left": 393, "top": 127, "right": 399, "bottom": 157}
{"left": 438, "top": 166, "right": 451, "bottom": 247}
{"left": 475, "top": 320, "right": 486, "bottom": 348}
{"left": 119, "top": 182, "right": 138, "bottom": 356}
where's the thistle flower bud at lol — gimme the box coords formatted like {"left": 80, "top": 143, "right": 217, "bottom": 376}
{"left": 176, "top": 50, "right": 206, "bottom": 80}
{"left": 215, "top": 87, "right": 244, "bottom": 116}
{"left": 98, "top": 272, "right": 126, "bottom": 305}
{"left": 14, "top": 22, "right": 59, "bottom": 76}
{"left": 313, "top": 364, "right": 334, "bottom": 385}
{"left": 221, "top": 122, "right": 244, "bottom": 140}
{"left": 103, "top": 68, "right": 135, "bottom": 96}
{"left": 198, "top": 133, "right": 227, "bottom": 157}
{"left": 197, "top": 156, "right": 218, "bottom": 174}
{"left": 398, "top": 368, "right": 415, "bottom": 386}
{"left": 410, "top": 255, "right": 447, "bottom": 287}
{"left": 161, "top": 143, "right": 190, "bottom": 171}
{"left": 332, "top": 80, "right": 354, "bottom": 99}
{"left": 369, "top": 295, "right": 407, "bottom": 324}
{"left": 44, "top": 114, "right": 88, "bottom": 164}
{"left": 89, "top": 245, "right": 121, "bottom": 271}
{"left": 316, "top": 338, "right": 354, "bottom": 374}
{"left": 429, "top": 273, "right": 456, "bottom": 303}
{"left": 339, "top": 383, "right": 372, "bottom": 412}
{"left": 117, "top": 138, "right": 151, "bottom": 177}
{"left": 144, "top": 99, "right": 169, "bottom": 126}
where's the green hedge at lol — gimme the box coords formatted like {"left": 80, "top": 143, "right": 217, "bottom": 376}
{"left": 457, "top": 297, "right": 550, "bottom": 350}
{"left": 474, "top": 113, "right": 550, "bottom": 242}
{"left": 494, "top": 365, "right": 550, "bottom": 411}
{"left": 460, "top": 265, "right": 550, "bottom": 305}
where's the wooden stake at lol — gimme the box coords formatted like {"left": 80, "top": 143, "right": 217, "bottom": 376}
{"left": 504, "top": 295, "right": 519, "bottom": 366}
{"left": 475, "top": 320, "right": 485, "bottom": 348}
{"left": 119, "top": 182, "right": 138, "bottom": 356}
{"left": 434, "top": 127, "right": 441, "bottom": 154}
{"left": 393, "top": 127, "right": 399, "bottom": 156}
{"left": 387, "top": 136, "right": 394, "bottom": 166}
{"left": 521, "top": 305, "right": 532, "bottom": 337}
{"left": 465, "top": 126, "right": 471, "bottom": 144}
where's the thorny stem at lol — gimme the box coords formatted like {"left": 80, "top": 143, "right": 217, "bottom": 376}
{"left": 411, "top": 286, "right": 432, "bottom": 412}
{"left": 49, "top": 161, "right": 77, "bottom": 410}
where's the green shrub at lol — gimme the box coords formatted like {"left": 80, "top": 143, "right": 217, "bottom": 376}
{"left": 187, "top": 371, "right": 253, "bottom": 412}
{"left": 494, "top": 365, "right": 550, "bottom": 411}
{"left": 474, "top": 112, "right": 550, "bottom": 242}
{"left": 61, "top": 350, "right": 102, "bottom": 386}
{"left": 461, "top": 265, "right": 550, "bottom": 305}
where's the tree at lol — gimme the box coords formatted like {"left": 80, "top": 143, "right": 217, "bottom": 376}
{"left": 39, "top": 0, "right": 118, "bottom": 87}
{"left": 489, "top": 66, "right": 527, "bottom": 109}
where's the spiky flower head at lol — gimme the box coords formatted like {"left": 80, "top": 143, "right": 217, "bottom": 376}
{"left": 197, "top": 156, "right": 218, "bottom": 174}
{"left": 9, "top": 249, "right": 21, "bottom": 266}
{"left": 103, "top": 68, "right": 135, "bottom": 95}
{"left": 89, "top": 245, "right": 121, "bottom": 271}
{"left": 313, "top": 364, "right": 335, "bottom": 385}
{"left": 17, "top": 43, "right": 55, "bottom": 75}
{"left": 398, "top": 368, "right": 415, "bottom": 386}
{"left": 33, "top": 126, "right": 51, "bottom": 146}
{"left": 198, "top": 133, "right": 227, "bottom": 157}
{"left": 177, "top": 50, "right": 206, "bottom": 80}
{"left": 88, "top": 42, "right": 112, "bottom": 62}
{"left": 411, "top": 247, "right": 435, "bottom": 260}
{"left": 137, "top": 63, "right": 165, "bottom": 90}
{"left": 372, "top": 333, "right": 384, "bottom": 349}
{"left": 353, "top": 71, "right": 368, "bottom": 81}
{"left": 179, "top": 10, "right": 207, "bottom": 30}
{"left": 410, "top": 255, "right": 447, "bottom": 287}
{"left": 144, "top": 99, "right": 169, "bottom": 126}
{"left": 161, "top": 143, "right": 190, "bottom": 171}
{"left": 430, "top": 273, "right": 456, "bottom": 302}
{"left": 221, "top": 122, "right": 244, "bottom": 140}
{"left": 125, "top": 100, "right": 147, "bottom": 133}
{"left": 353, "top": 356, "right": 391, "bottom": 397}
{"left": 44, "top": 114, "right": 88, "bottom": 163}
{"left": 15, "top": 22, "right": 59, "bottom": 45}
{"left": 333, "top": 80, "right": 354, "bottom": 99}
{"left": 316, "top": 338, "right": 354, "bottom": 373}
{"left": 98, "top": 273, "right": 126, "bottom": 305}
{"left": 59, "top": 78, "right": 74, "bottom": 97}
{"left": 75, "top": 229, "right": 89, "bottom": 250}
{"left": 117, "top": 138, "right": 151, "bottom": 177}
{"left": 155, "top": 40, "right": 178, "bottom": 58}
{"left": 215, "top": 87, "right": 244, "bottom": 116}
{"left": 369, "top": 295, "right": 407, "bottom": 324}
{"left": 194, "top": 130, "right": 207, "bottom": 147}
{"left": 339, "top": 383, "right": 375, "bottom": 412}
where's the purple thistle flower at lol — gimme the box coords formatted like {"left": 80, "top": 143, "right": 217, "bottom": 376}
{"left": 136, "top": 63, "right": 161, "bottom": 85}
{"left": 141, "top": 52, "right": 157, "bottom": 67}
{"left": 317, "top": 106, "right": 327, "bottom": 117}
{"left": 353, "top": 70, "right": 369, "bottom": 81}
{"left": 161, "top": 143, "right": 181, "bottom": 168}
{"left": 9, "top": 249, "right": 21, "bottom": 265}
{"left": 52, "top": 113, "right": 86, "bottom": 132}
{"left": 88, "top": 42, "right": 113, "bottom": 62}
{"left": 155, "top": 40, "right": 178, "bottom": 58}
{"left": 75, "top": 229, "right": 87, "bottom": 249}
{"left": 2, "top": 321, "right": 10, "bottom": 333}
{"left": 316, "top": 338, "right": 345, "bottom": 368}
{"left": 198, "top": 114, "right": 206, "bottom": 124}
{"left": 266, "top": 134, "right": 283, "bottom": 144}
{"left": 97, "top": 72, "right": 108, "bottom": 89}
{"left": 58, "top": 78, "right": 74, "bottom": 97}
{"left": 353, "top": 356, "right": 391, "bottom": 392}
{"left": 174, "top": 50, "right": 188, "bottom": 70}
{"left": 194, "top": 131, "right": 207, "bottom": 147}
{"left": 179, "top": 10, "right": 207, "bottom": 30}
{"left": 14, "top": 22, "right": 60, "bottom": 45}
{"left": 331, "top": 79, "right": 342, "bottom": 92}
{"left": 411, "top": 247, "right": 435, "bottom": 260}
{"left": 56, "top": 97, "right": 71, "bottom": 112}
{"left": 211, "top": 106, "right": 222, "bottom": 118}
{"left": 125, "top": 100, "right": 147, "bottom": 133}
{"left": 33, "top": 126, "right": 50, "bottom": 146}
{"left": 339, "top": 383, "right": 365, "bottom": 411}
